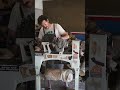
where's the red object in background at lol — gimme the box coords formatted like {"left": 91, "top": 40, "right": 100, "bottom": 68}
{"left": 71, "top": 32, "right": 85, "bottom": 35}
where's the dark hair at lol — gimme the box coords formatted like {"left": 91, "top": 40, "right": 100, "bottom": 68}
{"left": 38, "top": 15, "right": 48, "bottom": 25}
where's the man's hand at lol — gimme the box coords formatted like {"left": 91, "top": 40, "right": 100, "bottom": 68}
{"left": 35, "top": 46, "right": 41, "bottom": 52}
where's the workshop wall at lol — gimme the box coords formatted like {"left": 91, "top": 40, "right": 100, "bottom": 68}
{"left": 43, "top": 0, "right": 85, "bottom": 32}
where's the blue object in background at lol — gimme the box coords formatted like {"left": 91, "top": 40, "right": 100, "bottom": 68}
{"left": 74, "top": 34, "right": 85, "bottom": 41}
{"left": 88, "top": 17, "right": 120, "bottom": 35}
{"left": 96, "top": 21, "right": 120, "bottom": 35}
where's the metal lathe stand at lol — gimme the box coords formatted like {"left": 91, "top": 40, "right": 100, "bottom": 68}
{"left": 35, "top": 40, "right": 81, "bottom": 90}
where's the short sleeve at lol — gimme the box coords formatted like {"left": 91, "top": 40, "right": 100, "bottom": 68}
{"left": 56, "top": 23, "right": 66, "bottom": 35}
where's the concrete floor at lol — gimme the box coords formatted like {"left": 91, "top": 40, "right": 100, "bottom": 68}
{"left": 16, "top": 80, "right": 85, "bottom": 90}
{"left": 41, "top": 80, "right": 85, "bottom": 90}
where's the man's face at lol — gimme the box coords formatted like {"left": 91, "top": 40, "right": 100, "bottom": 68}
{"left": 22, "top": 0, "right": 34, "bottom": 8}
{"left": 41, "top": 20, "right": 50, "bottom": 29}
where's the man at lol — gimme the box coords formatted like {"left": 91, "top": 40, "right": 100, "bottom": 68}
{"left": 36, "top": 15, "right": 70, "bottom": 89}
{"left": 36, "top": 15, "right": 70, "bottom": 67}
{"left": 38, "top": 15, "right": 69, "bottom": 41}
{"left": 35, "top": 15, "right": 69, "bottom": 52}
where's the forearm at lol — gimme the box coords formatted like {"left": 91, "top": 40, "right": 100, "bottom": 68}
{"left": 61, "top": 32, "right": 69, "bottom": 39}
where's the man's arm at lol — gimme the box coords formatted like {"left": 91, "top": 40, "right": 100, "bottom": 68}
{"left": 61, "top": 32, "right": 69, "bottom": 37}
{"left": 56, "top": 24, "right": 69, "bottom": 39}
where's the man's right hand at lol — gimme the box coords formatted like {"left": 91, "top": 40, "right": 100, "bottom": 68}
{"left": 35, "top": 46, "right": 41, "bottom": 52}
